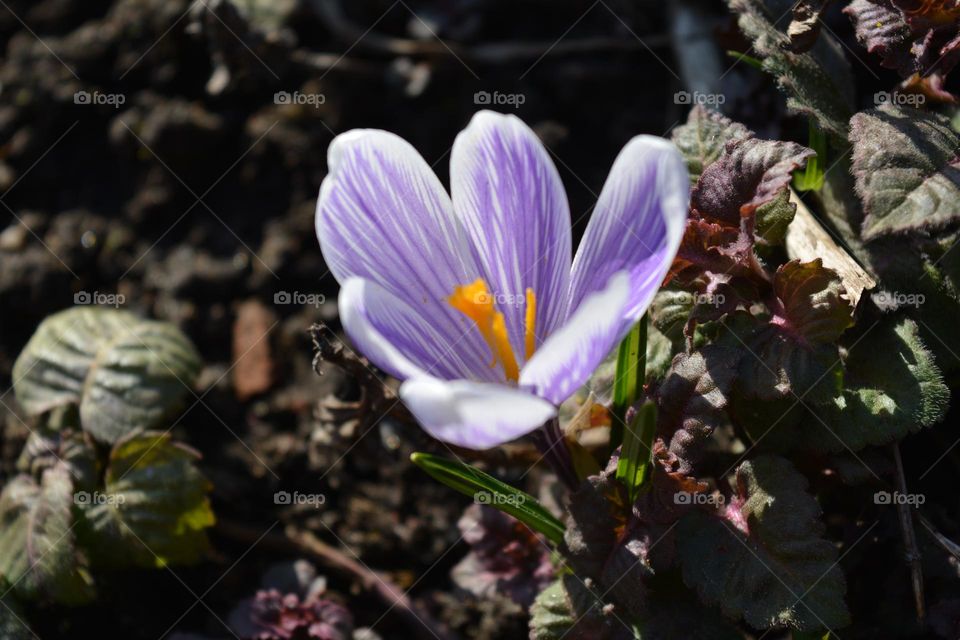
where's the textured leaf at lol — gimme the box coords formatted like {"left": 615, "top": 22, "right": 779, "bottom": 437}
{"left": 529, "top": 576, "right": 634, "bottom": 640}
{"left": 0, "top": 465, "right": 95, "bottom": 604}
{"left": 811, "top": 318, "right": 949, "bottom": 451}
{"left": 773, "top": 260, "right": 854, "bottom": 344}
{"left": 850, "top": 104, "right": 960, "bottom": 240}
{"left": 845, "top": 0, "right": 960, "bottom": 89}
{"left": 410, "top": 453, "right": 565, "bottom": 545}
{"left": 755, "top": 190, "right": 797, "bottom": 246}
{"left": 564, "top": 458, "right": 652, "bottom": 616}
{"left": 79, "top": 431, "right": 214, "bottom": 568}
{"left": 451, "top": 504, "right": 553, "bottom": 607}
{"left": 719, "top": 307, "right": 843, "bottom": 405}
{"left": 677, "top": 456, "right": 849, "bottom": 632}
{"left": 657, "top": 347, "right": 737, "bottom": 474}
{"left": 670, "top": 107, "right": 752, "bottom": 182}
{"left": 16, "top": 429, "right": 100, "bottom": 493}
{"left": 844, "top": 0, "right": 912, "bottom": 73}
{"left": 12, "top": 307, "right": 202, "bottom": 443}
{"left": 692, "top": 138, "right": 815, "bottom": 226}
{"left": 728, "top": 0, "right": 855, "bottom": 141}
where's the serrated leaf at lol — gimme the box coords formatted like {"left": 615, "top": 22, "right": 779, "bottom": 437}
{"left": 564, "top": 457, "right": 656, "bottom": 617}
{"left": 12, "top": 307, "right": 202, "bottom": 444}
{"left": 693, "top": 138, "right": 815, "bottom": 226}
{"left": 844, "top": 0, "right": 912, "bottom": 74}
{"left": 670, "top": 107, "right": 753, "bottom": 182}
{"left": 677, "top": 456, "right": 849, "bottom": 632}
{"left": 773, "top": 260, "right": 854, "bottom": 344}
{"left": 79, "top": 431, "right": 214, "bottom": 568}
{"left": 728, "top": 0, "right": 855, "bottom": 141}
{"left": 530, "top": 576, "right": 634, "bottom": 640}
{"left": 720, "top": 311, "right": 842, "bottom": 404}
{"left": 850, "top": 104, "right": 960, "bottom": 240}
{"left": 409, "top": 452, "right": 565, "bottom": 545}
{"left": 811, "top": 318, "right": 949, "bottom": 451}
{"left": 845, "top": 0, "right": 960, "bottom": 90}
{"left": 658, "top": 347, "right": 737, "bottom": 474}
{"left": 0, "top": 465, "right": 95, "bottom": 605}
{"left": 756, "top": 190, "right": 797, "bottom": 246}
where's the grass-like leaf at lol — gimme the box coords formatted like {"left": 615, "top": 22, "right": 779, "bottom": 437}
{"left": 615, "top": 400, "right": 657, "bottom": 504}
{"left": 410, "top": 452, "right": 565, "bottom": 545}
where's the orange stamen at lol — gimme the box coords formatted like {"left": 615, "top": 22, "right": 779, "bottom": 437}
{"left": 524, "top": 288, "right": 537, "bottom": 360}
{"left": 448, "top": 278, "right": 520, "bottom": 382}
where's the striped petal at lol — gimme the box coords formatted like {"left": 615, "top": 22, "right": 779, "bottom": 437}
{"left": 520, "top": 271, "right": 631, "bottom": 405}
{"left": 317, "top": 130, "right": 494, "bottom": 379}
{"left": 568, "top": 136, "right": 689, "bottom": 333}
{"left": 450, "top": 111, "right": 572, "bottom": 363}
{"left": 338, "top": 277, "right": 500, "bottom": 383}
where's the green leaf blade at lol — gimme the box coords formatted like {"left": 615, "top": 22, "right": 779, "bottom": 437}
{"left": 410, "top": 452, "right": 565, "bottom": 545}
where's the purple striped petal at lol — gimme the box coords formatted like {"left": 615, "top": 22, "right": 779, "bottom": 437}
{"left": 520, "top": 271, "right": 631, "bottom": 405}
{"left": 317, "top": 130, "right": 495, "bottom": 380}
{"left": 400, "top": 377, "right": 556, "bottom": 449}
{"left": 568, "top": 136, "right": 689, "bottom": 333}
{"left": 339, "top": 277, "right": 501, "bottom": 383}
{"left": 451, "top": 111, "right": 572, "bottom": 362}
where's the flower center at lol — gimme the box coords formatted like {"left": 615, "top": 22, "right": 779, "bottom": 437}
{"left": 447, "top": 278, "right": 537, "bottom": 382}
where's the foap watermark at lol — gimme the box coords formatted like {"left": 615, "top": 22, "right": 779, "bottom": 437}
{"left": 474, "top": 91, "right": 526, "bottom": 109}
{"left": 872, "top": 290, "right": 925, "bottom": 309}
{"left": 274, "top": 291, "right": 326, "bottom": 307}
{"left": 874, "top": 91, "right": 925, "bottom": 108}
{"left": 74, "top": 491, "right": 125, "bottom": 506}
{"left": 474, "top": 491, "right": 526, "bottom": 507}
{"left": 674, "top": 91, "right": 725, "bottom": 106}
{"left": 274, "top": 491, "right": 326, "bottom": 507}
{"left": 677, "top": 291, "right": 726, "bottom": 308}
{"left": 274, "top": 91, "right": 326, "bottom": 108}
{"left": 74, "top": 90, "right": 126, "bottom": 108}
{"left": 874, "top": 491, "right": 925, "bottom": 506}
{"left": 674, "top": 491, "right": 725, "bottom": 506}
{"left": 472, "top": 290, "right": 526, "bottom": 308}
{"left": 75, "top": 290, "right": 125, "bottom": 308}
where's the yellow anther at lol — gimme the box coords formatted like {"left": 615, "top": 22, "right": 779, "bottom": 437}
{"left": 524, "top": 288, "right": 537, "bottom": 360}
{"left": 448, "top": 278, "right": 520, "bottom": 382}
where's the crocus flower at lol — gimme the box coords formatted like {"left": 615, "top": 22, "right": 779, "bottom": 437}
{"left": 316, "top": 111, "right": 689, "bottom": 449}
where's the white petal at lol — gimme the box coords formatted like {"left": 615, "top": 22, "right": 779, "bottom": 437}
{"left": 520, "top": 271, "right": 632, "bottom": 405}
{"left": 400, "top": 377, "right": 557, "bottom": 449}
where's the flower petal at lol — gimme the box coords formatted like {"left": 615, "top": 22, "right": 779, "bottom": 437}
{"left": 339, "top": 277, "right": 500, "bottom": 383}
{"left": 317, "top": 130, "right": 496, "bottom": 380}
{"left": 451, "top": 111, "right": 572, "bottom": 361}
{"left": 317, "top": 128, "right": 476, "bottom": 299}
{"left": 568, "top": 135, "right": 689, "bottom": 328}
{"left": 400, "top": 377, "right": 556, "bottom": 449}
{"left": 519, "top": 271, "right": 631, "bottom": 405}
